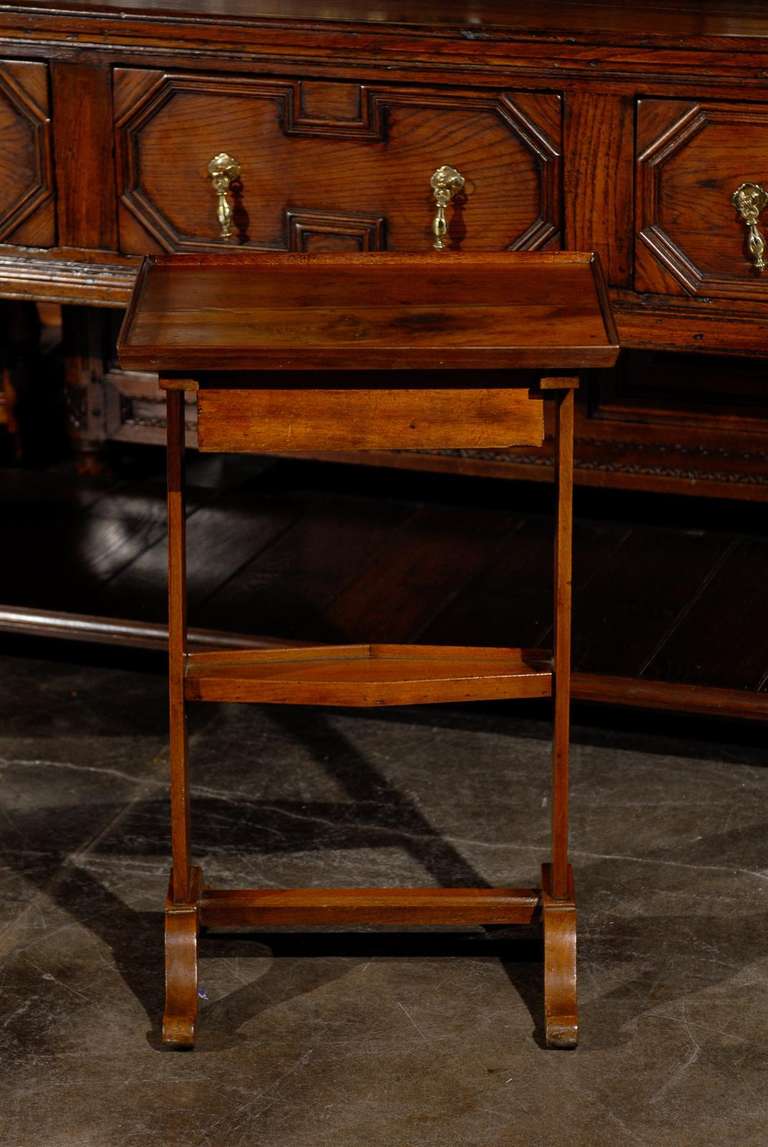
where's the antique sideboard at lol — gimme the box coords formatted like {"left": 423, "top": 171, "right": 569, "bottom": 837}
{"left": 2, "top": 0, "right": 768, "bottom": 498}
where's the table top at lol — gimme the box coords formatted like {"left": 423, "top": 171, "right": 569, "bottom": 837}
{"left": 117, "top": 251, "right": 619, "bottom": 374}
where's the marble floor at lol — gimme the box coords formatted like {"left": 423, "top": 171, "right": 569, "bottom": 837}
{"left": 1, "top": 645, "right": 767, "bottom": 1146}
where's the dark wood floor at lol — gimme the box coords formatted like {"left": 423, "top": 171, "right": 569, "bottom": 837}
{"left": 4, "top": 450, "right": 768, "bottom": 719}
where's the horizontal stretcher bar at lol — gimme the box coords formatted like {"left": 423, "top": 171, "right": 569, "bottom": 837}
{"left": 197, "top": 885, "right": 542, "bottom": 928}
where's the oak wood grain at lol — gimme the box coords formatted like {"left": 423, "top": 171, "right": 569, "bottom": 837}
{"left": 564, "top": 91, "right": 634, "bottom": 287}
{"left": 636, "top": 98, "right": 768, "bottom": 301}
{"left": 115, "top": 71, "right": 560, "bottom": 257}
{"left": 51, "top": 62, "right": 116, "bottom": 249}
{"left": 0, "top": 59, "right": 54, "bottom": 247}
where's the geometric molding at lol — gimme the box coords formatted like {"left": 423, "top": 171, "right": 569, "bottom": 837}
{"left": 0, "top": 63, "right": 53, "bottom": 242}
{"left": 115, "top": 73, "right": 278, "bottom": 254}
{"left": 116, "top": 74, "right": 385, "bottom": 254}
{"left": 115, "top": 69, "right": 561, "bottom": 254}
{"left": 498, "top": 93, "right": 561, "bottom": 250}
{"left": 361, "top": 88, "right": 562, "bottom": 251}
{"left": 637, "top": 99, "right": 768, "bottom": 301}
{"left": 286, "top": 207, "right": 385, "bottom": 251}
{"left": 290, "top": 81, "right": 383, "bottom": 140}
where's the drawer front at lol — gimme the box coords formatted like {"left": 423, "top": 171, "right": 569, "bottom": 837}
{"left": 0, "top": 60, "right": 54, "bottom": 247}
{"left": 636, "top": 98, "right": 768, "bottom": 300}
{"left": 114, "top": 70, "right": 560, "bottom": 255}
{"left": 196, "top": 388, "right": 545, "bottom": 453}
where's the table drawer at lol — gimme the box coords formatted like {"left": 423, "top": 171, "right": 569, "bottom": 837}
{"left": 114, "top": 69, "right": 561, "bottom": 256}
{"left": 636, "top": 98, "right": 768, "bottom": 301}
{"left": 196, "top": 387, "right": 545, "bottom": 454}
{"left": 0, "top": 60, "right": 54, "bottom": 247}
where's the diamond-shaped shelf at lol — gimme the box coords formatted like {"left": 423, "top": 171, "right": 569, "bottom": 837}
{"left": 184, "top": 644, "right": 552, "bottom": 707}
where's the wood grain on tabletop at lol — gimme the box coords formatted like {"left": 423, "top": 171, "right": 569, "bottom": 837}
{"left": 117, "top": 253, "right": 619, "bottom": 373}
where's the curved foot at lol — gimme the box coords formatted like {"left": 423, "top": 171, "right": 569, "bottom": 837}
{"left": 162, "top": 867, "right": 202, "bottom": 1047}
{"left": 541, "top": 863, "right": 578, "bottom": 1050}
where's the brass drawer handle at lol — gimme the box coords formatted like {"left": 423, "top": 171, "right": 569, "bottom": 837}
{"left": 430, "top": 165, "right": 465, "bottom": 250}
{"left": 732, "top": 181, "right": 768, "bottom": 271}
{"left": 208, "top": 152, "right": 241, "bottom": 240}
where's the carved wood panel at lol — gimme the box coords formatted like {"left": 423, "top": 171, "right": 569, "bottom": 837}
{"left": 636, "top": 98, "right": 768, "bottom": 300}
{"left": 285, "top": 207, "right": 385, "bottom": 252}
{"left": 0, "top": 60, "right": 54, "bottom": 247}
{"left": 114, "top": 70, "right": 561, "bottom": 255}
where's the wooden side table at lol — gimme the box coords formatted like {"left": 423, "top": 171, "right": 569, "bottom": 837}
{"left": 118, "top": 251, "right": 619, "bottom": 1050}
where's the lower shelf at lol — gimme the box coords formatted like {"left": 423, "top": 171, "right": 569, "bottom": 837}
{"left": 184, "top": 643, "right": 552, "bottom": 707}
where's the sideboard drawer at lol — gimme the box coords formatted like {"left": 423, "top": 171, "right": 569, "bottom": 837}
{"left": 0, "top": 59, "right": 54, "bottom": 247}
{"left": 114, "top": 69, "right": 561, "bottom": 255}
{"left": 636, "top": 98, "right": 768, "bottom": 301}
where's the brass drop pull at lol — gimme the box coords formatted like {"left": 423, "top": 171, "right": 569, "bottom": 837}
{"left": 430, "top": 165, "right": 465, "bottom": 250}
{"left": 208, "top": 153, "right": 241, "bottom": 240}
{"left": 732, "top": 181, "right": 768, "bottom": 271}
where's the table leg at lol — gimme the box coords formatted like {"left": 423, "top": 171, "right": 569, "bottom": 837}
{"left": 544, "top": 382, "right": 578, "bottom": 1048}
{"left": 162, "top": 868, "right": 202, "bottom": 1046}
{"left": 551, "top": 385, "right": 575, "bottom": 900}
{"left": 166, "top": 387, "right": 192, "bottom": 903}
{"left": 541, "top": 862, "right": 578, "bottom": 1048}
{"left": 164, "top": 386, "right": 199, "bottom": 1046}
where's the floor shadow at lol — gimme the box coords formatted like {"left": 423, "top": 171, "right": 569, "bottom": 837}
{"left": 5, "top": 694, "right": 768, "bottom": 1055}
{"left": 0, "top": 701, "right": 550, "bottom": 1047}
{"left": 3, "top": 847, "right": 166, "bottom": 1030}
{"left": 191, "top": 928, "right": 544, "bottom": 1052}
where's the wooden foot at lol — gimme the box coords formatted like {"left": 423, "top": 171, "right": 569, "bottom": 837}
{"left": 541, "top": 863, "right": 578, "bottom": 1049}
{"left": 162, "top": 867, "right": 202, "bottom": 1047}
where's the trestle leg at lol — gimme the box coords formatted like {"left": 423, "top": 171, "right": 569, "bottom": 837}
{"left": 541, "top": 862, "right": 578, "bottom": 1049}
{"left": 162, "top": 867, "right": 202, "bottom": 1046}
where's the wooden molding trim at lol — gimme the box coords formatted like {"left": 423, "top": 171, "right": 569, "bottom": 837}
{"left": 0, "top": 253, "right": 136, "bottom": 305}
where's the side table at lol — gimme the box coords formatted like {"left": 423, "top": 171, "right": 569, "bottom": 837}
{"left": 118, "top": 251, "right": 620, "bottom": 1049}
